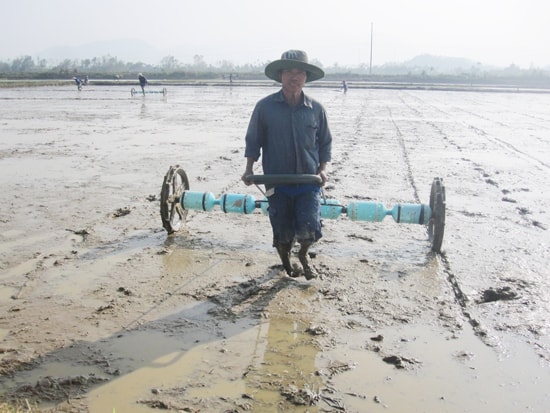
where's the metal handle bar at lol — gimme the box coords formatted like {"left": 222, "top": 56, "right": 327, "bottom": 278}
{"left": 245, "top": 174, "right": 322, "bottom": 186}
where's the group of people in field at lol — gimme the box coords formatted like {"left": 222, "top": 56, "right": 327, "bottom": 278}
{"left": 72, "top": 73, "right": 147, "bottom": 94}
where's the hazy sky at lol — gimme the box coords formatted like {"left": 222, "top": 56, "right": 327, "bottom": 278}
{"left": 2, "top": 0, "right": 549, "bottom": 68}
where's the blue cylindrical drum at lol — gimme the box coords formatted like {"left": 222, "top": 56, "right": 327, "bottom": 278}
{"left": 219, "top": 193, "right": 257, "bottom": 214}
{"left": 390, "top": 203, "right": 431, "bottom": 224}
{"left": 181, "top": 191, "right": 216, "bottom": 211}
{"left": 320, "top": 199, "right": 344, "bottom": 219}
{"left": 346, "top": 201, "right": 387, "bottom": 222}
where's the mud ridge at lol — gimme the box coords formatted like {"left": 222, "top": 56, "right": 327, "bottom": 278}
{"left": 439, "top": 253, "right": 496, "bottom": 346}
{"left": 388, "top": 107, "right": 421, "bottom": 203}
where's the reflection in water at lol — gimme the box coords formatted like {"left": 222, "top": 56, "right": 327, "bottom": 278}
{"left": 243, "top": 315, "right": 323, "bottom": 411}
{"left": 88, "top": 309, "right": 323, "bottom": 412}
{"left": 86, "top": 241, "right": 324, "bottom": 412}
{"left": 139, "top": 102, "right": 147, "bottom": 119}
{"left": 161, "top": 236, "right": 196, "bottom": 273}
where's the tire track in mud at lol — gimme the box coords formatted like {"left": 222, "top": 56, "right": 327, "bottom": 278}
{"left": 377, "top": 99, "right": 477, "bottom": 342}
{"left": 392, "top": 93, "right": 498, "bottom": 346}
{"left": 396, "top": 92, "right": 466, "bottom": 155}
{"left": 397, "top": 92, "right": 548, "bottom": 232}
{"left": 387, "top": 106, "right": 421, "bottom": 203}
{"left": 449, "top": 96, "right": 550, "bottom": 161}
{"left": 437, "top": 252, "right": 497, "bottom": 346}
{"left": 326, "top": 97, "right": 366, "bottom": 191}
{"left": 396, "top": 92, "right": 549, "bottom": 355}
{"left": 466, "top": 122, "right": 549, "bottom": 170}
{"left": 400, "top": 92, "right": 550, "bottom": 170}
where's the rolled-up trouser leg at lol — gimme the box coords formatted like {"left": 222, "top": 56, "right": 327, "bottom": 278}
{"left": 269, "top": 189, "right": 321, "bottom": 278}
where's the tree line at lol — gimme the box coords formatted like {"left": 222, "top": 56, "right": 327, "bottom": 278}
{"left": 0, "top": 54, "right": 267, "bottom": 76}
{"left": 1, "top": 54, "right": 549, "bottom": 87}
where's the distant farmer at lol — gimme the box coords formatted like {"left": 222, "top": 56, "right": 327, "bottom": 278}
{"left": 73, "top": 76, "right": 82, "bottom": 91}
{"left": 138, "top": 73, "right": 148, "bottom": 94}
{"left": 242, "top": 50, "right": 333, "bottom": 280}
{"left": 342, "top": 80, "right": 348, "bottom": 93}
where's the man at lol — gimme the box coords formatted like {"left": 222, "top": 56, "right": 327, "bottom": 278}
{"left": 73, "top": 76, "right": 82, "bottom": 91}
{"left": 138, "top": 73, "right": 147, "bottom": 94}
{"left": 242, "top": 50, "right": 333, "bottom": 280}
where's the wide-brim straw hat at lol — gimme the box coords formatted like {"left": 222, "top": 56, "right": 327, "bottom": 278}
{"left": 265, "top": 50, "right": 324, "bottom": 83}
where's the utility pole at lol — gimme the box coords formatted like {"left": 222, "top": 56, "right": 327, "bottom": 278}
{"left": 369, "top": 22, "right": 373, "bottom": 75}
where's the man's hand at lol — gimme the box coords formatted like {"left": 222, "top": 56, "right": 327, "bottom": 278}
{"left": 319, "top": 170, "right": 328, "bottom": 186}
{"left": 318, "top": 162, "right": 329, "bottom": 186}
{"left": 243, "top": 157, "right": 255, "bottom": 186}
{"left": 242, "top": 170, "right": 253, "bottom": 185}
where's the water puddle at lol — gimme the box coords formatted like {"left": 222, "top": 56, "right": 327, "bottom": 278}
{"left": 3, "top": 276, "right": 323, "bottom": 412}
{"left": 87, "top": 313, "right": 322, "bottom": 412}
{"left": 325, "top": 323, "right": 550, "bottom": 412}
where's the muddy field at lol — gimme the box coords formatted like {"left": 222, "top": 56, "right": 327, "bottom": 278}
{"left": 0, "top": 83, "right": 549, "bottom": 412}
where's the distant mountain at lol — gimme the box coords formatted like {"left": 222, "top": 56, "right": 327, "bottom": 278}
{"left": 38, "top": 39, "right": 166, "bottom": 64}
{"left": 395, "top": 54, "right": 484, "bottom": 72}
{"left": 30, "top": 40, "right": 531, "bottom": 74}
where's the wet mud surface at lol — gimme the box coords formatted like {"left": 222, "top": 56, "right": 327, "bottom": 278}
{"left": 0, "top": 84, "right": 549, "bottom": 412}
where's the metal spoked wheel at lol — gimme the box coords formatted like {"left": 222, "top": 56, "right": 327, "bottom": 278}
{"left": 160, "top": 165, "right": 190, "bottom": 234}
{"left": 428, "top": 177, "right": 446, "bottom": 253}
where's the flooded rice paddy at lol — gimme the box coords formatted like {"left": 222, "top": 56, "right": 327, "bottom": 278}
{"left": 0, "top": 82, "right": 549, "bottom": 412}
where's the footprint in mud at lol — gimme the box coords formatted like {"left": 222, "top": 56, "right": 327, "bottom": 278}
{"left": 517, "top": 206, "right": 530, "bottom": 215}
{"left": 382, "top": 354, "right": 420, "bottom": 369}
{"left": 510, "top": 195, "right": 546, "bottom": 229}
{"left": 5, "top": 374, "right": 109, "bottom": 405}
{"left": 473, "top": 165, "right": 501, "bottom": 189}
{"left": 531, "top": 220, "right": 547, "bottom": 230}
{"left": 486, "top": 178, "right": 499, "bottom": 187}
{"left": 501, "top": 196, "right": 517, "bottom": 203}
{"left": 478, "top": 286, "right": 518, "bottom": 303}
{"left": 112, "top": 207, "right": 131, "bottom": 218}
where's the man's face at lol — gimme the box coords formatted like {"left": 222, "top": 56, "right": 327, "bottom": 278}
{"left": 280, "top": 68, "right": 307, "bottom": 94}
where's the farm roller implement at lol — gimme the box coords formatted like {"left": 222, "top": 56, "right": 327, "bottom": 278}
{"left": 159, "top": 165, "right": 446, "bottom": 253}
{"left": 131, "top": 87, "right": 168, "bottom": 96}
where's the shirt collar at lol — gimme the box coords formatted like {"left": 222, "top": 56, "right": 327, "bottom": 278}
{"left": 275, "top": 89, "right": 313, "bottom": 108}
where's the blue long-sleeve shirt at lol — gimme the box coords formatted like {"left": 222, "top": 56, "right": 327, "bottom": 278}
{"left": 244, "top": 90, "right": 332, "bottom": 176}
